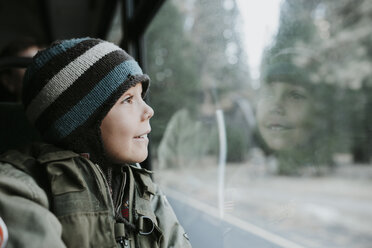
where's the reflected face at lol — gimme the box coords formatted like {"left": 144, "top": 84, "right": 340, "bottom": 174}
{"left": 100, "top": 83, "right": 154, "bottom": 164}
{"left": 257, "top": 82, "right": 313, "bottom": 151}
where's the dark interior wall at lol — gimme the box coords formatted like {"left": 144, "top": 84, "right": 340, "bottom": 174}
{"left": 47, "top": 0, "right": 93, "bottom": 40}
{"left": 0, "top": 0, "right": 118, "bottom": 51}
{"left": 47, "top": 0, "right": 117, "bottom": 40}
{"left": 0, "top": 0, "right": 48, "bottom": 50}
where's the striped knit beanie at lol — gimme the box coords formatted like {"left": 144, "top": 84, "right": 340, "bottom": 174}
{"left": 262, "top": 49, "right": 319, "bottom": 88}
{"left": 22, "top": 38, "right": 149, "bottom": 145}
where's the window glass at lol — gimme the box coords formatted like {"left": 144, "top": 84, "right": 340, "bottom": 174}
{"left": 106, "top": 2, "right": 122, "bottom": 44}
{"left": 145, "top": 0, "right": 372, "bottom": 247}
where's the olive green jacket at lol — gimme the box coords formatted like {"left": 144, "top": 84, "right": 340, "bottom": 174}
{"left": 0, "top": 143, "right": 191, "bottom": 248}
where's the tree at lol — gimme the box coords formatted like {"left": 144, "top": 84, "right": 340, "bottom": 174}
{"left": 145, "top": 0, "right": 200, "bottom": 148}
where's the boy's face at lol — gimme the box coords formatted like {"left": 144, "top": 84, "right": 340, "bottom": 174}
{"left": 256, "top": 82, "right": 313, "bottom": 151}
{"left": 100, "top": 83, "right": 154, "bottom": 164}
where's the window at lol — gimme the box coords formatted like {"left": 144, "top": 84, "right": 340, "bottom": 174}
{"left": 106, "top": 1, "right": 123, "bottom": 45}
{"left": 145, "top": 0, "right": 372, "bottom": 247}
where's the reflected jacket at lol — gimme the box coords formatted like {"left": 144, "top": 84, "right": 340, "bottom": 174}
{"left": 0, "top": 143, "right": 191, "bottom": 248}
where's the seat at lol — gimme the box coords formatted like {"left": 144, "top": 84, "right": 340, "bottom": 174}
{"left": 0, "top": 102, "right": 41, "bottom": 153}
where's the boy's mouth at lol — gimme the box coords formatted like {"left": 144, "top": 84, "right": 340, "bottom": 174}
{"left": 134, "top": 134, "right": 147, "bottom": 139}
{"left": 266, "top": 124, "right": 294, "bottom": 131}
{"left": 134, "top": 130, "right": 151, "bottom": 139}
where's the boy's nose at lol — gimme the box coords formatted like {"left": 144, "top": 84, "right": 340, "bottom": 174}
{"left": 270, "top": 104, "right": 285, "bottom": 115}
{"left": 143, "top": 103, "right": 154, "bottom": 120}
{"left": 268, "top": 97, "right": 285, "bottom": 115}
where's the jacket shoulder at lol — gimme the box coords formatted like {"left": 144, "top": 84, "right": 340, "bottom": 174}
{"left": 0, "top": 160, "right": 49, "bottom": 208}
{"left": 0, "top": 159, "right": 65, "bottom": 248}
{"left": 0, "top": 143, "right": 80, "bottom": 206}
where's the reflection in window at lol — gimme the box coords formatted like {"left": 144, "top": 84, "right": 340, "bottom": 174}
{"left": 145, "top": 0, "right": 372, "bottom": 247}
{"left": 106, "top": 2, "right": 122, "bottom": 44}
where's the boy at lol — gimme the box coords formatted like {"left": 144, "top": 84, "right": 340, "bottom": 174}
{"left": 0, "top": 38, "right": 191, "bottom": 248}
{"left": 256, "top": 49, "right": 331, "bottom": 175}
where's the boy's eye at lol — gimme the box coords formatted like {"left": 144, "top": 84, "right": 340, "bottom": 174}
{"left": 288, "top": 90, "right": 307, "bottom": 100}
{"left": 121, "top": 96, "right": 133, "bottom": 104}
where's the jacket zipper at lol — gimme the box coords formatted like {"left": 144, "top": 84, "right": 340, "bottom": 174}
{"left": 126, "top": 165, "right": 136, "bottom": 248}
{"left": 94, "top": 163, "right": 131, "bottom": 248}
{"left": 117, "top": 237, "right": 130, "bottom": 248}
{"left": 114, "top": 172, "right": 126, "bottom": 216}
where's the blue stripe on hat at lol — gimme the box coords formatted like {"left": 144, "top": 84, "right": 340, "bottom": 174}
{"left": 34, "top": 38, "right": 90, "bottom": 71}
{"left": 44, "top": 59, "right": 143, "bottom": 141}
